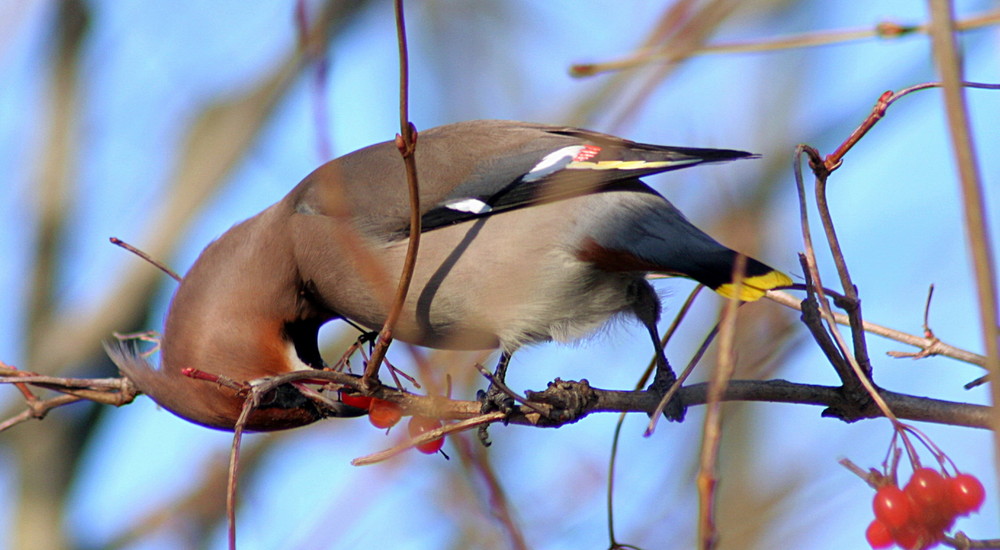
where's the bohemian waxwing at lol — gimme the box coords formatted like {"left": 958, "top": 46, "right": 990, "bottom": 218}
{"left": 106, "top": 120, "right": 790, "bottom": 431}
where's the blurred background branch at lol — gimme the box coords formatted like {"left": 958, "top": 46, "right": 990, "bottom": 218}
{"left": 0, "top": 1, "right": 995, "bottom": 549}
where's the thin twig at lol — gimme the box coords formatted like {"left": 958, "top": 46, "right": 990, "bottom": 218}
{"left": 813, "top": 155, "right": 872, "bottom": 378}
{"left": 964, "top": 375, "right": 989, "bottom": 390}
{"left": 645, "top": 318, "right": 723, "bottom": 435}
{"left": 109, "top": 237, "right": 182, "bottom": 282}
{"left": 450, "top": 433, "right": 530, "bottom": 550}
{"left": 921, "top": 284, "right": 935, "bottom": 335}
{"left": 472, "top": 362, "right": 547, "bottom": 416}
{"left": 823, "top": 81, "right": 1000, "bottom": 172}
{"left": 1, "top": 361, "right": 42, "bottom": 406}
{"left": 0, "top": 359, "right": 991, "bottom": 451}
{"left": 838, "top": 457, "right": 878, "bottom": 488}
{"left": 697, "top": 257, "right": 745, "bottom": 550}
{"left": 571, "top": 10, "right": 1000, "bottom": 77}
{"left": 607, "top": 285, "right": 704, "bottom": 549}
{"left": 886, "top": 285, "right": 945, "bottom": 360}
{"left": 363, "top": 0, "right": 421, "bottom": 387}
{"left": 351, "top": 412, "right": 505, "bottom": 466}
{"left": 0, "top": 394, "right": 82, "bottom": 432}
{"left": 794, "top": 146, "right": 899, "bottom": 423}
{"left": 766, "top": 289, "right": 986, "bottom": 367}
{"left": 0, "top": 371, "right": 136, "bottom": 406}
{"left": 927, "top": 0, "right": 1000, "bottom": 491}
{"left": 294, "top": 0, "right": 333, "bottom": 161}
{"left": 226, "top": 393, "right": 258, "bottom": 550}
{"left": 796, "top": 255, "right": 855, "bottom": 385}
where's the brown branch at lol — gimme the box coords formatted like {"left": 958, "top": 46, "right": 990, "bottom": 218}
{"left": 793, "top": 147, "right": 869, "bottom": 400}
{"left": 812, "top": 155, "right": 873, "bottom": 378}
{"left": 0, "top": 379, "right": 135, "bottom": 434}
{"left": 226, "top": 391, "right": 257, "bottom": 550}
{"left": 109, "top": 237, "right": 182, "bottom": 282}
{"left": 221, "top": 368, "right": 995, "bottom": 430}
{"left": 351, "top": 412, "right": 503, "bottom": 466}
{"left": 0, "top": 366, "right": 137, "bottom": 433}
{"left": 0, "top": 359, "right": 991, "bottom": 471}
{"left": 944, "top": 533, "right": 1000, "bottom": 549}
{"left": 646, "top": 316, "right": 721, "bottom": 435}
{"left": 661, "top": 380, "right": 989, "bottom": 428}
{"left": 928, "top": 0, "right": 1000, "bottom": 477}
{"left": 363, "top": 0, "right": 420, "bottom": 387}
{"left": 823, "top": 81, "right": 1000, "bottom": 173}
{"left": 766, "top": 290, "right": 987, "bottom": 368}
{"left": 697, "top": 259, "right": 744, "bottom": 550}
{"left": 451, "top": 433, "right": 530, "bottom": 550}
{"left": 795, "top": 256, "right": 855, "bottom": 385}
{"left": 794, "top": 143, "right": 906, "bottom": 426}
{"left": 0, "top": 364, "right": 138, "bottom": 408}
{"left": 472, "top": 362, "right": 547, "bottom": 416}
{"left": 885, "top": 285, "right": 947, "bottom": 361}
{"left": 571, "top": 9, "right": 1000, "bottom": 77}
{"left": 607, "top": 284, "right": 703, "bottom": 549}
{"left": 0, "top": 394, "right": 82, "bottom": 432}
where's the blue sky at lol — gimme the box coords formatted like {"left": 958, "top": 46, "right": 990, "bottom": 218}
{"left": 1, "top": 1, "right": 998, "bottom": 549}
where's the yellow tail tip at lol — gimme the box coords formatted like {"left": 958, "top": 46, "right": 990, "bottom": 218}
{"left": 715, "top": 270, "right": 792, "bottom": 301}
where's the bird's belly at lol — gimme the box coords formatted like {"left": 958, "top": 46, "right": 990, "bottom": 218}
{"left": 292, "top": 193, "right": 651, "bottom": 352}
{"left": 386, "top": 202, "right": 643, "bottom": 351}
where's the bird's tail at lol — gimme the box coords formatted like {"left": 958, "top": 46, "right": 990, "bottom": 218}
{"left": 688, "top": 249, "right": 791, "bottom": 301}
{"left": 584, "top": 195, "right": 792, "bottom": 301}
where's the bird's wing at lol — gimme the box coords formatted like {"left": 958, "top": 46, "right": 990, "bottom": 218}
{"left": 288, "top": 120, "right": 756, "bottom": 239}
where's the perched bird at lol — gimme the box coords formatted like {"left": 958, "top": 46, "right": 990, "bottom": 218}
{"left": 106, "top": 120, "right": 790, "bottom": 431}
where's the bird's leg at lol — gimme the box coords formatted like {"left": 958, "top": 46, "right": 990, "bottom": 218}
{"left": 477, "top": 351, "right": 515, "bottom": 414}
{"left": 644, "top": 322, "right": 685, "bottom": 422}
{"left": 632, "top": 280, "right": 686, "bottom": 422}
{"left": 358, "top": 329, "right": 379, "bottom": 349}
{"left": 476, "top": 351, "right": 514, "bottom": 446}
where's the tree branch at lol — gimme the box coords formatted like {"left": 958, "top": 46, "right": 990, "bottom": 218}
{"left": 363, "top": 0, "right": 420, "bottom": 387}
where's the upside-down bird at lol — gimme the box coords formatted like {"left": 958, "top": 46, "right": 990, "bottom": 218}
{"left": 106, "top": 120, "right": 790, "bottom": 431}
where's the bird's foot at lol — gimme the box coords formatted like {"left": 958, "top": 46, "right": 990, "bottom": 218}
{"left": 647, "top": 366, "right": 686, "bottom": 422}
{"left": 476, "top": 382, "right": 518, "bottom": 447}
{"left": 477, "top": 383, "right": 518, "bottom": 416}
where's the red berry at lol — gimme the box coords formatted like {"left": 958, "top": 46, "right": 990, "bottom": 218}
{"left": 949, "top": 473, "right": 985, "bottom": 515}
{"left": 368, "top": 398, "right": 402, "bottom": 429}
{"left": 874, "top": 484, "right": 913, "bottom": 529}
{"left": 865, "top": 519, "right": 894, "bottom": 548}
{"left": 416, "top": 439, "right": 444, "bottom": 454}
{"left": 905, "top": 468, "right": 948, "bottom": 510}
{"left": 340, "top": 392, "right": 373, "bottom": 411}
{"left": 408, "top": 415, "right": 445, "bottom": 454}
{"left": 904, "top": 467, "right": 956, "bottom": 533}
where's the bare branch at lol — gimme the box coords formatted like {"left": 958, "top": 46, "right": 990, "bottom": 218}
{"left": 571, "top": 9, "right": 1000, "bottom": 77}
{"left": 928, "top": 0, "right": 1000, "bottom": 468}
{"left": 767, "top": 290, "right": 988, "bottom": 368}
{"left": 109, "top": 237, "right": 182, "bottom": 282}
{"left": 363, "top": 0, "right": 421, "bottom": 387}
{"left": 697, "top": 258, "right": 745, "bottom": 550}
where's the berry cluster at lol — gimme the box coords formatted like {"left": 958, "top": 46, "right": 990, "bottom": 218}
{"left": 340, "top": 392, "right": 446, "bottom": 455}
{"left": 866, "top": 468, "right": 985, "bottom": 549}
